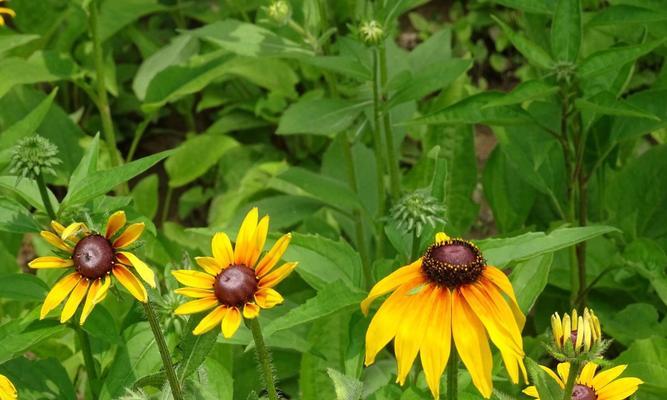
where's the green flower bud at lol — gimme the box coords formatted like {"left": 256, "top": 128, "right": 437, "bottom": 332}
{"left": 359, "top": 20, "right": 384, "bottom": 45}
{"left": 267, "top": 0, "right": 291, "bottom": 25}
{"left": 9, "top": 135, "right": 62, "bottom": 182}
{"left": 390, "top": 191, "right": 446, "bottom": 236}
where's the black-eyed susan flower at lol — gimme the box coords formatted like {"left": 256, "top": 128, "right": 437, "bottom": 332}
{"left": 0, "top": 373, "right": 17, "bottom": 400}
{"left": 552, "top": 308, "right": 602, "bottom": 355}
{"left": 524, "top": 362, "right": 643, "bottom": 400}
{"left": 29, "top": 211, "right": 155, "bottom": 324}
{"left": 0, "top": 0, "right": 15, "bottom": 26}
{"left": 172, "top": 208, "right": 296, "bottom": 338}
{"left": 361, "top": 232, "right": 526, "bottom": 399}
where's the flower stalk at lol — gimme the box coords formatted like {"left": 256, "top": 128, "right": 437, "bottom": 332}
{"left": 36, "top": 173, "right": 57, "bottom": 220}
{"left": 561, "top": 361, "right": 581, "bottom": 400}
{"left": 248, "top": 318, "right": 279, "bottom": 400}
{"left": 371, "top": 48, "right": 387, "bottom": 258}
{"left": 447, "top": 349, "right": 458, "bottom": 400}
{"left": 75, "top": 325, "right": 99, "bottom": 399}
{"left": 143, "top": 301, "right": 184, "bottom": 400}
{"left": 377, "top": 45, "right": 401, "bottom": 200}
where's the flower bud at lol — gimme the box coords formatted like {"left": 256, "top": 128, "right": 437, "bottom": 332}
{"left": 267, "top": 1, "right": 291, "bottom": 25}
{"left": 390, "top": 191, "right": 446, "bottom": 237}
{"left": 9, "top": 135, "right": 62, "bottom": 181}
{"left": 550, "top": 307, "right": 605, "bottom": 360}
{"left": 359, "top": 20, "right": 384, "bottom": 45}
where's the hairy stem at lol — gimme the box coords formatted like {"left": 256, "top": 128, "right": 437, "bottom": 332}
{"left": 562, "top": 360, "right": 581, "bottom": 400}
{"left": 378, "top": 45, "right": 401, "bottom": 200}
{"left": 248, "top": 318, "right": 279, "bottom": 400}
{"left": 143, "top": 301, "right": 184, "bottom": 400}
{"left": 36, "top": 174, "right": 56, "bottom": 220}
{"left": 371, "top": 49, "right": 387, "bottom": 259}
{"left": 447, "top": 348, "right": 458, "bottom": 400}
{"left": 75, "top": 326, "right": 99, "bottom": 399}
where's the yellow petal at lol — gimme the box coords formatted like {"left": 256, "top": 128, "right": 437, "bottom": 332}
{"left": 40, "top": 273, "right": 82, "bottom": 319}
{"left": 61, "top": 222, "right": 87, "bottom": 241}
{"left": 40, "top": 231, "right": 72, "bottom": 253}
{"left": 212, "top": 232, "right": 234, "bottom": 268}
{"left": 595, "top": 378, "right": 643, "bottom": 400}
{"left": 193, "top": 306, "right": 226, "bottom": 335}
{"left": 175, "top": 287, "right": 215, "bottom": 298}
{"left": 113, "top": 265, "right": 147, "bottom": 302}
{"left": 116, "top": 251, "right": 156, "bottom": 288}
{"left": 221, "top": 307, "right": 242, "bottom": 338}
{"left": 254, "top": 287, "right": 283, "bottom": 309}
{"left": 0, "top": 7, "right": 15, "bottom": 17}
{"left": 172, "top": 270, "right": 215, "bottom": 289}
{"left": 435, "top": 232, "right": 450, "bottom": 242}
{"left": 51, "top": 220, "right": 66, "bottom": 235}
{"left": 360, "top": 259, "right": 423, "bottom": 315}
{"left": 29, "top": 256, "right": 74, "bottom": 269}
{"left": 249, "top": 215, "right": 269, "bottom": 266}
{"left": 255, "top": 233, "right": 292, "bottom": 277}
{"left": 243, "top": 303, "right": 260, "bottom": 319}
{"left": 195, "top": 256, "right": 223, "bottom": 275}
{"left": 420, "top": 287, "right": 452, "bottom": 399}
{"left": 80, "top": 279, "right": 103, "bottom": 325}
{"left": 452, "top": 289, "right": 493, "bottom": 399}
{"left": 259, "top": 262, "right": 297, "bottom": 288}
{"left": 522, "top": 386, "right": 539, "bottom": 398}
{"left": 579, "top": 362, "right": 598, "bottom": 387}
{"left": 551, "top": 313, "right": 563, "bottom": 347}
{"left": 557, "top": 362, "right": 571, "bottom": 383}
{"left": 95, "top": 275, "right": 111, "bottom": 303}
{"left": 234, "top": 207, "right": 259, "bottom": 265}
{"left": 60, "top": 279, "right": 90, "bottom": 323}
{"left": 394, "top": 285, "right": 435, "bottom": 385}
{"left": 541, "top": 365, "right": 565, "bottom": 387}
{"left": 174, "top": 297, "right": 219, "bottom": 315}
{"left": 0, "top": 374, "right": 17, "bottom": 398}
{"left": 105, "top": 210, "right": 127, "bottom": 239}
{"left": 591, "top": 365, "right": 627, "bottom": 389}
{"left": 113, "top": 222, "right": 145, "bottom": 249}
{"left": 482, "top": 266, "right": 525, "bottom": 329}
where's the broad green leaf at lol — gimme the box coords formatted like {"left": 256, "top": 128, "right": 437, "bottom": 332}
{"left": 409, "top": 29, "right": 452, "bottom": 71}
{"left": 62, "top": 150, "right": 171, "bottom": 207}
{"left": 204, "top": 111, "right": 269, "bottom": 135}
{"left": 298, "top": 55, "right": 371, "bottom": 80}
{"left": 588, "top": 5, "right": 667, "bottom": 26}
{"left": 0, "top": 52, "right": 76, "bottom": 99}
{"left": 510, "top": 254, "right": 553, "bottom": 313}
{"left": 82, "top": 304, "right": 121, "bottom": 344}
{"left": 327, "top": 368, "right": 363, "bottom": 400}
{"left": 0, "top": 176, "right": 59, "bottom": 213}
{"left": 494, "top": 0, "right": 554, "bottom": 14}
{"left": 68, "top": 133, "right": 100, "bottom": 191}
{"left": 610, "top": 88, "right": 667, "bottom": 142}
{"left": 98, "top": 0, "right": 167, "bottom": 41}
{"left": 477, "top": 225, "right": 619, "bottom": 267}
{"left": 0, "top": 88, "right": 57, "bottom": 148}
{"left": 551, "top": 0, "right": 581, "bottom": 62}
{"left": 0, "top": 358, "right": 76, "bottom": 400}
{"left": 176, "top": 313, "right": 219, "bottom": 382}
{"left": 577, "top": 39, "right": 666, "bottom": 79}
{"left": 0, "top": 34, "right": 39, "bottom": 56}
{"left": 388, "top": 59, "right": 471, "bottom": 108}
{"left": 263, "top": 280, "right": 365, "bottom": 338}
{"left": 493, "top": 16, "right": 554, "bottom": 69}
{"left": 616, "top": 336, "right": 667, "bottom": 399}
{"left": 414, "top": 92, "right": 532, "bottom": 126}
{"left": 277, "top": 98, "right": 370, "bottom": 137}
{"left": 575, "top": 91, "right": 661, "bottom": 120}
{"left": 131, "top": 174, "right": 158, "bottom": 220}
{"left": 190, "top": 20, "right": 314, "bottom": 58}
{"left": 165, "top": 134, "right": 238, "bottom": 188}
{"left": 0, "top": 197, "right": 40, "bottom": 233}
{"left": 525, "top": 358, "right": 561, "bottom": 400}
{"left": 603, "top": 303, "right": 667, "bottom": 346}
{"left": 0, "top": 273, "right": 48, "bottom": 301}
{"left": 0, "top": 311, "right": 67, "bottom": 364}
{"left": 236, "top": 195, "right": 324, "bottom": 230}
{"left": 482, "top": 80, "right": 558, "bottom": 108}
{"left": 623, "top": 239, "right": 667, "bottom": 307}
{"left": 223, "top": 56, "right": 299, "bottom": 98}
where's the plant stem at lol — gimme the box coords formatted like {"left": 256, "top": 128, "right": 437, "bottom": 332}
{"left": 143, "top": 301, "right": 184, "bottom": 400}
{"left": 36, "top": 174, "right": 56, "bottom": 220}
{"left": 161, "top": 187, "right": 173, "bottom": 226}
{"left": 75, "top": 325, "right": 99, "bottom": 399}
{"left": 126, "top": 113, "right": 154, "bottom": 163}
{"left": 248, "top": 318, "right": 279, "bottom": 400}
{"left": 378, "top": 45, "right": 401, "bottom": 200}
{"left": 371, "top": 48, "right": 387, "bottom": 259}
{"left": 447, "top": 349, "right": 458, "bottom": 400}
{"left": 561, "top": 361, "right": 581, "bottom": 400}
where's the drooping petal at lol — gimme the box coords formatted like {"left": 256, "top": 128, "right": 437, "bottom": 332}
{"left": 105, "top": 210, "right": 126, "bottom": 239}
{"left": 61, "top": 222, "right": 87, "bottom": 241}
{"left": 258, "top": 262, "right": 297, "bottom": 288}
{"left": 95, "top": 275, "right": 111, "bottom": 303}
{"left": 482, "top": 266, "right": 525, "bottom": 329}
{"left": 212, "top": 232, "right": 234, "bottom": 268}
{"left": 116, "top": 251, "right": 155, "bottom": 288}
{"left": 435, "top": 232, "right": 450, "bottom": 242}
{"left": 40, "top": 273, "right": 82, "bottom": 319}
{"left": 175, "top": 287, "right": 215, "bottom": 298}
{"left": 595, "top": 378, "right": 643, "bottom": 400}
{"left": 394, "top": 285, "right": 435, "bottom": 385}
{"left": 113, "top": 223, "right": 145, "bottom": 249}
{"left": 172, "top": 270, "right": 215, "bottom": 289}
{"left": 50, "top": 220, "right": 65, "bottom": 235}
{"left": 579, "top": 362, "right": 599, "bottom": 387}
{"left": 40, "top": 231, "right": 72, "bottom": 253}
{"left": 113, "top": 265, "right": 147, "bottom": 302}
{"left": 174, "top": 297, "right": 219, "bottom": 315}
{"left": 60, "top": 279, "right": 90, "bottom": 323}
{"left": 360, "top": 259, "right": 424, "bottom": 315}
{"left": 522, "top": 386, "right": 539, "bottom": 398}
{"left": 452, "top": 289, "right": 493, "bottom": 399}
{"left": 541, "top": 365, "right": 564, "bottom": 387}
{"left": 222, "top": 307, "right": 242, "bottom": 338}
{"left": 243, "top": 303, "right": 260, "bottom": 319}
{"left": 29, "top": 256, "right": 73, "bottom": 269}
{"left": 591, "top": 365, "right": 627, "bottom": 389}
{"left": 193, "top": 306, "right": 226, "bottom": 335}
{"left": 255, "top": 233, "right": 292, "bottom": 277}
{"left": 557, "top": 363, "right": 570, "bottom": 383}
{"left": 420, "top": 286, "right": 452, "bottom": 399}
{"left": 249, "top": 215, "right": 269, "bottom": 266}
{"left": 254, "top": 287, "right": 284, "bottom": 309}
{"left": 80, "top": 279, "right": 103, "bottom": 325}
{"left": 195, "top": 256, "right": 223, "bottom": 275}
{"left": 234, "top": 208, "right": 259, "bottom": 265}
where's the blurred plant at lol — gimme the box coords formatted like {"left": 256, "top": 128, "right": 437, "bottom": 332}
{"left": 9, "top": 135, "right": 61, "bottom": 182}
{"left": 0, "top": 0, "right": 14, "bottom": 26}
{"left": 359, "top": 20, "right": 385, "bottom": 45}
{"left": 267, "top": 0, "right": 291, "bottom": 26}
{"left": 390, "top": 190, "right": 446, "bottom": 238}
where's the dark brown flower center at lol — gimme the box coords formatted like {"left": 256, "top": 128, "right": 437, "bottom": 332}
{"left": 214, "top": 265, "right": 258, "bottom": 306}
{"left": 571, "top": 384, "right": 596, "bottom": 400}
{"left": 73, "top": 234, "right": 115, "bottom": 280}
{"left": 570, "top": 329, "right": 578, "bottom": 346}
{"left": 422, "top": 239, "right": 485, "bottom": 288}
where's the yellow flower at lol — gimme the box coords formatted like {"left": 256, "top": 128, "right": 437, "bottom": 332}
{"left": 0, "top": 373, "right": 17, "bottom": 400}
{"left": 29, "top": 211, "right": 156, "bottom": 324}
{"left": 524, "top": 362, "right": 643, "bottom": 400}
{"left": 551, "top": 308, "right": 601, "bottom": 353}
{"left": 361, "top": 232, "right": 526, "bottom": 399}
{"left": 172, "top": 208, "right": 296, "bottom": 338}
{"left": 0, "top": 0, "right": 15, "bottom": 26}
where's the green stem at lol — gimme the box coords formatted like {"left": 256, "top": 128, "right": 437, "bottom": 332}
{"left": 248, "top": 318, "right": 279, "bottom": 400}
{"left": 378, "top": 45, "right": 401, "bottom": 200}
{"left": 371, "top": 48, "right": 387, "bottom": 259}
{"left": 126, "top": 114, "right": 154, "bottom": 163}
{"left": 447, "top": 348, "right": 458, "bottom": 400}
{"left": 143, "top": 301, "right": 184, "bottom": 400}
{"left": 36, "top": 174, "right": 56, "bottom": 220}
{"left": 75, "top": 326, "right": 99, "bottom": 399}
{"left": 161, "top": 187, "right": 173, "bottom": 226}
{"left": 561, "top": 361, "right": 581, "bottom": 400}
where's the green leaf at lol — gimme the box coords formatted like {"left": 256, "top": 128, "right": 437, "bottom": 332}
{"left": 190, "top": 20, "right": 314, "bottom": 58}
{"left": 551, "top": 0, "right": 582, "bottom": 62}
{"left": 63, "top": 150, "right": 171, "bottom": 207}
{"left": 482, "top": 80, "right": 558, "bottom": 108}
{"left": 68, "top": 133, "right": 100, "bottom": 192}
{"left": 0, "top": 176, "right": 59, "bottom": 213}
{"left": 415, "top": 92, "right": 532, "bottom": 126}
{"left": 0, "top": 358, "right": 76, "bottom": 400}
{"left": 0, "top": 197, "right": 41, "bottom": 233}
{"left": 237, "top": 195, "right": 324, "bottom": 230}
{"left": 577, "top": 39, "right": 666, "bottom": 79}
{"left": 603, "top": 303, "right": 667, "bottom": 346}
{"left": 277, "top": 98, "right": 370, "bottom": 137}
{"left": 165, "top": 134, "right": 238, "bottom": 188}
{"left": 494, "top": 0, "right": 554, "bottom": 14}
{"left": 588, "top": 5, "right": 667, "bottom": 27}
{"left": 493, "top": 16, "right": 554, "bottom": 69}
{"left": 616, "top": 336, "right": 667, "bottom": 399}
{"left": 98, "top": 0, "right": 167, "bottom": 42}
{"left": 176, "top": 314, "right": 219, "bottom": 382}
{"left": 298, "top": 55, "right": 371, "bottom": 80}
{"left": 131, "top": 174, "right": 159, "bottom": 220}
{"left": 0, "top": 52, "right": 76, "bottom": 99}
{"left": 574, "top": 91, "right": 661, "bottom": 120}
{"left": 0, "top": 312, "right": 67, "bottom": 364}
{"left": 510, "top": 254, "right": 553, "bottom": 313}
{"left": 525, "top": 358, "right": 561, "bottom": 400}
{"left": 388, "top": 59, "right": 471, "bottom": 108}
{"left": 0, "top": 273, "right": 48, "bottom": 301}
{"left": 0, "top": 34, "right": 40, "bottom": 56}
{"left": 0, "top": 89, "right": 57, "bottom": 148}
{"left": 327, "top": 368, "right": 363, "bottom": 400}
{"left": 82, "top": 304, "right": 122, "bottom": 344}
{"left": 477, "top": 225, "right": 619, "bottom": 267}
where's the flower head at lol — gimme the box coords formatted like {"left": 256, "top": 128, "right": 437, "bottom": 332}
{"left": 524, "top": 362, "right": 643, "bottom": 400}
{"left": 551, "top": 308, "right": 602, "bottom": 357}
{"left": 359, "top": 20, "right": 384, "bottom": 45}
{"left": 172, "top": 208, "right": 296, "bottom": 338}
{"left": 390, "top": 191, "right": 445, "bottom": 236}
{"left": 361, "top": 232, "right": 526, "bottom": 399}
{"left": 0, "top": 374, "right": 17, "bottom": 399}
{"left": 29, "top": 211, "right": 155, "bottom": 324}
{"left": 0, "top": 0, "right": 15, "bottom": 26}
{"left": 9, "top": 135, "right": 62, "bottom": 181}
{"left": 267, "top": 0, "right": 290, "bottom": 25}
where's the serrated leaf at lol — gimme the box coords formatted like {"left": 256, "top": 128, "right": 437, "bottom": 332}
{"left": 176, "top": 313, "right": 219, "bottom": 383}
{"left": 327, "top": 368, "right": 363, "bottom": 400}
